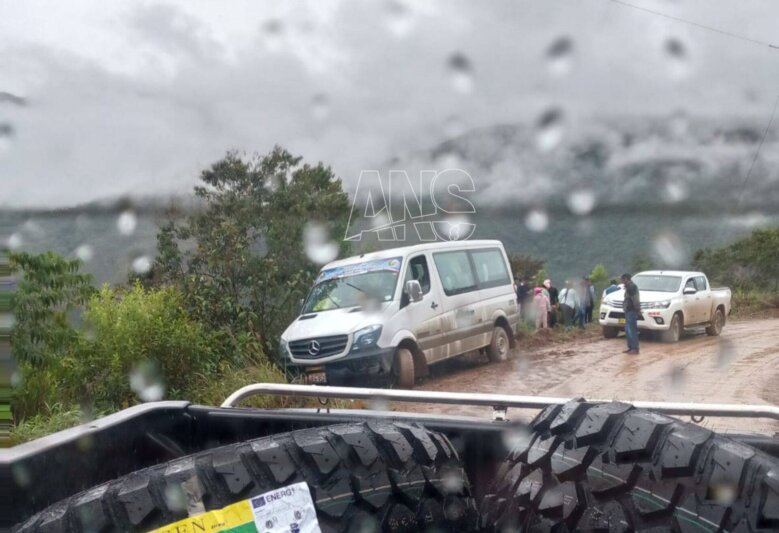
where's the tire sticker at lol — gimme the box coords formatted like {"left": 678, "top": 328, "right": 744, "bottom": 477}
{"left": 147, "top": 482, "right": 321, "bottom": 533}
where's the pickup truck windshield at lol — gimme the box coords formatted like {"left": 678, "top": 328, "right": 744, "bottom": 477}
{"left": 302, "top": 257, "right": 402, "bottom": 313}
{"left": 633, "top": 275, "right": 683, "bottom": 293}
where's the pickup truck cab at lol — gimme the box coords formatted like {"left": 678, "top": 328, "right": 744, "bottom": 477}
{"left": 599, "top": 270, "right": 731, "bottom": 342}
{"left": 279, "top": 240, "right": 519, "bottom": 388}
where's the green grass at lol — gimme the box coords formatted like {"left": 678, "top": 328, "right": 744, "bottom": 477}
{"left": 730, "top": 290, "right": 779, "bottom": 319}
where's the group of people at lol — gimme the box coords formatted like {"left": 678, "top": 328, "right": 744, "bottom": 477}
{"left": 515, "top": 277, "right": 597, "bottom": 330}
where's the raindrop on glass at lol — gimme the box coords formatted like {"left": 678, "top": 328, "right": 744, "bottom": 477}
{"left": 6, "top": 232, "right": 23, "bottom": 250}
{"left": 709, "top": 483, "right": 737, "bottom": 505}
{"left": 664, "top": 37, "right": 690, "bottom": 78}
{"left": 262, "top": 19, "right": 284, "bottom": 51}
{"left": 131, "top": 255, "right": 152, "bottom": 275}
{"left": 566, "top": 189, "right": 596, "bottom": 215}
{"left": 385, "top": 0, "right": 412, "bottom": 37}
{"left": 443, "top": 115, "right": 465, "bottom": 138}
{"left": 310, "top": 93, "right": 330, "bottom": 121}
{"left": 117, "top": 211, "right": 137, "bottom": 236}
{"left": 525, "top": 209, "right": 549, "bottom": 232}
{"left": 666, "top": 365, "right": 686, "bottom": 394}
{"left": 75, "top": 244, "right": 95, "bottom": 263}
{"left": 535, "top": 108, "right": 565, "bottom": 152}
{"left": 164, "top": 485, "right": 188, "bottom": 512}
{"left": 447, "top": 52, "right": 474, "bottom": 94}
{"left": 442, "top": 469, "right": 464, "bottom": 493}
{"left": 368, "top": 397, "right": 389, "bottom": 411}
{"left": 129, "top": 361, "right": 165, "bottom": 402}
{"left": 546, "top": 36, "right": 574, "bottom": 77}
{"left": 652, "top": 232, "right": 687, "bottom": 267}
{"left": 12, "top": 463, "right": 32, "bottom": 488}
{"left": 664, "top": 181, "right": 688, "bottom": 203}
{"left": 304, "top": 223, "right": 338, "bottom": 265}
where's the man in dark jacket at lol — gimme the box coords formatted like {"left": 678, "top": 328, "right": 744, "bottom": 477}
{"left": 621, "top": 273, "right": 641, "bottom": 354}
{"left": 516, "top": 277, "right": 531, "bottom": 320}
{"left": 543, "top": 279, "right": 559, "bottom": 327}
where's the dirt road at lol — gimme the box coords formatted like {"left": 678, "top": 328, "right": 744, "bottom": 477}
{"left": 404, "top": 318, "right": 779, "bottom": 434}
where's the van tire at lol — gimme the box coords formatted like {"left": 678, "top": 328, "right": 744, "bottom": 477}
{"left": 15, "top": 422, "right": 477, "bottom": 533}
{"left": 661, "top": 312, "right": 682, "bottom": 342}
{"left": 487, "top": 327, "right": 510, "bottom": 363}
{"left": 479, "top": 399, "right": 779, "bottom": 532}
{"left": 392, "top": 348, "right": 415, "bottom": 389}
{"left": 602, "top": 326, "right": 619, "bottom": 339}
{"left": 706, "top": 307, "right": 725, "bottom": 336}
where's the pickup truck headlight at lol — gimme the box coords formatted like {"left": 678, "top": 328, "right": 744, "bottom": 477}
{"left": 279, "top": 339, "right": 290, "bottom": 358}
{"left": 352, "top": 325, "right": 382, "bottom": 351}
{"left": 646, "top": 300, "right": 671, "bottom": 309}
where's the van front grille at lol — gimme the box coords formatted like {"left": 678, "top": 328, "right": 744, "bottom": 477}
{"left": 289, "top": 335, "right": 349, "bottom": 359}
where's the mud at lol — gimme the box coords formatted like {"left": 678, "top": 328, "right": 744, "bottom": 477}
{"left": 402, "top": 319, "right": 779, "bottom": 435}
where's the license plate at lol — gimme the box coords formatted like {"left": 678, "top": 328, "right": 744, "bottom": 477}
{"left": 618, "top": 319, "right": 626, "bottom": 325}
{"left": 305, "top": 371, "right": 327, "bottom": 384}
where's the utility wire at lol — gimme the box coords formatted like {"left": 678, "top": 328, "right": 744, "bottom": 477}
{"left": 739, "top": 88, "right": 779, "bottom": 204}
{"left": 607, "top": 0, "right": 779, "bottom": 50}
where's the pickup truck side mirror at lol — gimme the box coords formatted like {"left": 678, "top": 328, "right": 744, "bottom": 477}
{"left": 405, "top": 280, "right": 424, "bottom": 303}
{"left": 683, "top": 287, "right": 697, "bottom": 295}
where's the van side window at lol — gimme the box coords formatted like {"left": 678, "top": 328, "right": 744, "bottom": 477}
{"left": 694, "top": 276, "right": 708, "bottom": 291}
{"left": 404, "top": 255, "right": 431, "bottom": 294}
{"left": 470, "top": 248, "right": 510, "bottom": 289}
{"left": 433, "top": 251, "right": 477, "bottom": 296}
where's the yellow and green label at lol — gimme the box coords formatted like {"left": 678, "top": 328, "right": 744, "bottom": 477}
{"left": 148, "top": 500, "right": 256, "bottom": 533}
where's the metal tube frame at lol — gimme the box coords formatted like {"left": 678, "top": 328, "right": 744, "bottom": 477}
{"left": 221, "top": 383, "right": 779, "bottom": 423}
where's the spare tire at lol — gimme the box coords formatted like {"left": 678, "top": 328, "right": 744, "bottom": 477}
{"left": 16, "top": 422, "right": 477, "bottom": 532}
{"left": 480, "top": 400, "right": 779, "bottom": 531}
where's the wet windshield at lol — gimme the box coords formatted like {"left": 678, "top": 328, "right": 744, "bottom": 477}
{"left": 633, "top": 274, "right": 682, "bottom": 293}
{"left": 302, "top": 258, "right": 402, "bottom": 313}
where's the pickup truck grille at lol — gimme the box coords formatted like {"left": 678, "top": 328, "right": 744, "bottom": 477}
{"left": 606, "top": 300, "right": 652, "bottom": 310}
{"left": 289, "top": 335, "right": 349, "bottom": 360}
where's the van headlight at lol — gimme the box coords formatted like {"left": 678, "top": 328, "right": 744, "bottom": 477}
{"left": 646, "top": 300, "right": 671, "bottom": 309}
{"left": 352, "top": 325, "right": 382, "bottom": 351}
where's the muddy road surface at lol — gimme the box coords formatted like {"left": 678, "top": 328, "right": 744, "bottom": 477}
{"left": 404, "top": 318, "right": 779, "bottom": 434}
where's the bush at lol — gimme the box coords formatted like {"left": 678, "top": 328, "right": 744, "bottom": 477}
{"left": 693, "top": 228, "right": 779, "bottom": 290}
{"left": 509, "top": 254, "right": 545, "bottom": 281}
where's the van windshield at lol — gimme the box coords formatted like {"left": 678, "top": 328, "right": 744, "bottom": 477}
{"left": 302, "top": 257, "right": 402, "bottom": 313}
{"left": 633, "top": 275, "right": 683, "bottom": 293}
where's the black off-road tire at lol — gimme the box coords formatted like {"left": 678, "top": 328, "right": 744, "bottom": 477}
{"left": 480, "top": 399, "right": 779, "bottom": 532}
{"left": 392, "top": 348, "right": 416, "bottom": 389}
{"left": 661, "top": 312, "right": 683, "bottom": 343}
{"left": 602, "top": 326, "right": 619, "bottom": 339}
{"left": 706, "top": 308, "right": 725, "bottom": 337}
{"left": 15, "top": 422, "right": 476, "bottom": 533}
{"left": 487, "top": 327, "right": 510, "bottom": 363}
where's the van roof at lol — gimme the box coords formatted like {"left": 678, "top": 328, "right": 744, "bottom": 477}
{"left": 321, "top": 239, "right": 505, "bottom": 270}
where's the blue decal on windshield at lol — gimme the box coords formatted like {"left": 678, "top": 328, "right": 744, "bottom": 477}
{"left": 316, "top": 257, "right": 402, "bottom": 284}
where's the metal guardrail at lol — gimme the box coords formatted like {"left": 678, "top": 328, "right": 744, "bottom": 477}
{"left": 221, "top": 383, "right": 779, "bottom": 423}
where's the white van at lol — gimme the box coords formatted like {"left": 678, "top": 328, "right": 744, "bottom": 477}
{"left": 279, "top": 240, "right": 519, "bottom": 388}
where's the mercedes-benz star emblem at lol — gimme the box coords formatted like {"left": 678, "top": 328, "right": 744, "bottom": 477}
{"left": 308, "top": 340, "right": 321, "bottom": 356}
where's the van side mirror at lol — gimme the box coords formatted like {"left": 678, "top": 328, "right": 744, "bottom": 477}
{"left": 405, "top": 280, "right": 423, "bottom": 303}
{"left": 683, "top": 287, "right": 697, "bottom": 295}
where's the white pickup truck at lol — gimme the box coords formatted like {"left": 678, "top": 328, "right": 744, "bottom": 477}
{"left": 599, "top": 270, "right": 732, "bottom": 342}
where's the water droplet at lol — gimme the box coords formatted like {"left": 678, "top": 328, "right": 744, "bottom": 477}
{"left": 261, "top": 19, "right": 284, "bottom": 52}
{"left": 652, "top": 232, "right": 687, "bottom": 267}
{"left": 501, "top": 426, "right": 532, "bottom": 452}
{"left": 368, "top": 397, "right": 389, "bottom": 411}
{"left": 74, "top": 244, "right": 95, "bottom": 263}
{"left": 525, "top": 210, "right": 549, "bottom": 232}
{"left": 566, "top": 189, "right": 596, "bottom": 215}
{"left": 6, "top": 232, "right": 23, "bottom": 250}
{"left": 709, "top": 483, "right": 736, "bottom": 505}
{"left": 385, "top": 0, "right": 412, "bottom": 37}
{"left": 716, "top": 338, "right": 737, "bottom": 368}
{"left": 442, "top": 469, "right": 464, "bottom": 493}
{"left": 117, "top": 211, "right": 137, "bottom": 236}
{"left": 12, "top": 463, "right": 32, "bottom": 488}
{"left": 129, "top": 361, "right": 165, "bottom": 402}
{"left": 310, "top": 93, "right": 330, "bottom": 121}
{"left": 22, "top": 219, "right": 45, "bottom": 238}
{"left": 666, "top": 364, "right": 686, "bottom": 394}
{"left": 304, "top": 223, "right": 338, "bottom": 265}
{"left": 664, "top": 37, "right": 690, "bottom": 79}
{"left": 131, "top": 255, "right": 152, "bottom": 275}
{"left": 447, "top": 52, "right": 474, "bottom": 94}
{"left": 669, "top": 110, "right": 689, "bottom": 137}
{"left": 664, "top": 181, "right": 688, "bottom": 203}
{"left": 164, "top": 485, "right": 188, "bottom": 512}
{"left": 535, "top": 108, "right": 565, "bottom": 152}
{"left": 546, "top": 36, "right": 574, "bottom": 77}
{"left": 0, "top": 312, "right": 16, "bottom": 331}
{"left": 443, "top": 115, "right": 465, "bottom": 138}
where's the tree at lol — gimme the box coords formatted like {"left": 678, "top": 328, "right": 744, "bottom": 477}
{"left": 508, "top": 254, "right": 546, "bottom": 282}
{"left": 589, "top": 264, "right": 610, "bottom": 293}
{"left": 153, "top": 147, "right": 352, "bottom": 359}
{"left": 693, "top": 228, "right": 779, "bottom": 290}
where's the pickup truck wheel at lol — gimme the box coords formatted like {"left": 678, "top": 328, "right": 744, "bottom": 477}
{"left": 391, "top": 348, "right": 415, "bottom": 389}
{"left": 486, "top": 326, "right": 510, "bottom": 362}
{"left": 602, "top": 326, "right": 619, "bottom": 339}
{"left": 706, "top": 307, "right": 725, "bottom": 336}
{"left": 661, "top": 312, "right": 682, "bottom": 342}
{"left": 15, "top": 422, "right": 476, "bottom": 533}
{"left": 480, "top": 399, "right": 779, "bottom": 532}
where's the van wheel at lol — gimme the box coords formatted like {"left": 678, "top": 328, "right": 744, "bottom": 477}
{"left": 706, "top": 307, "right": 725, "bottom": 336}
{"left": 661, "top": 312, "right": 682, "bottom": 342}
{"left": 487, "top": 327, "right": 510, "bottom": 363}
{"left": 392, "top": 348, "right": 415, "bottom": 389}
{"left": 602, "top": 326, "right": 619, "bottom": 339}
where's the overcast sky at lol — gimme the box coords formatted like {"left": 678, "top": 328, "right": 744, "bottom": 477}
{"left": 1, "top": 0, "right": 779, "bottom": 208}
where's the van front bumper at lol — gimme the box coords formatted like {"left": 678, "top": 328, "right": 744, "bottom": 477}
{"left": 283, "top": 346, "right": 395, "bottom": 385}
{"left": 598, "top": 306, "right": 672, "bottom": 331}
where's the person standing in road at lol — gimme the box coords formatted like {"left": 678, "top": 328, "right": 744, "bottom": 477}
{"left": 583, "top": 277, "right": 596, "bottom": 324}
{"left": 544, "top": 279, "right": 559, "bottom": 327}
{"left": 622, "top": 273, "right": 641, "bottom": 354}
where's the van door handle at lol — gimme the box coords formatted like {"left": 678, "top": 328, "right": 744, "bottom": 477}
{"left": 430, "top": 301, "right": 439, "bottom": 310}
